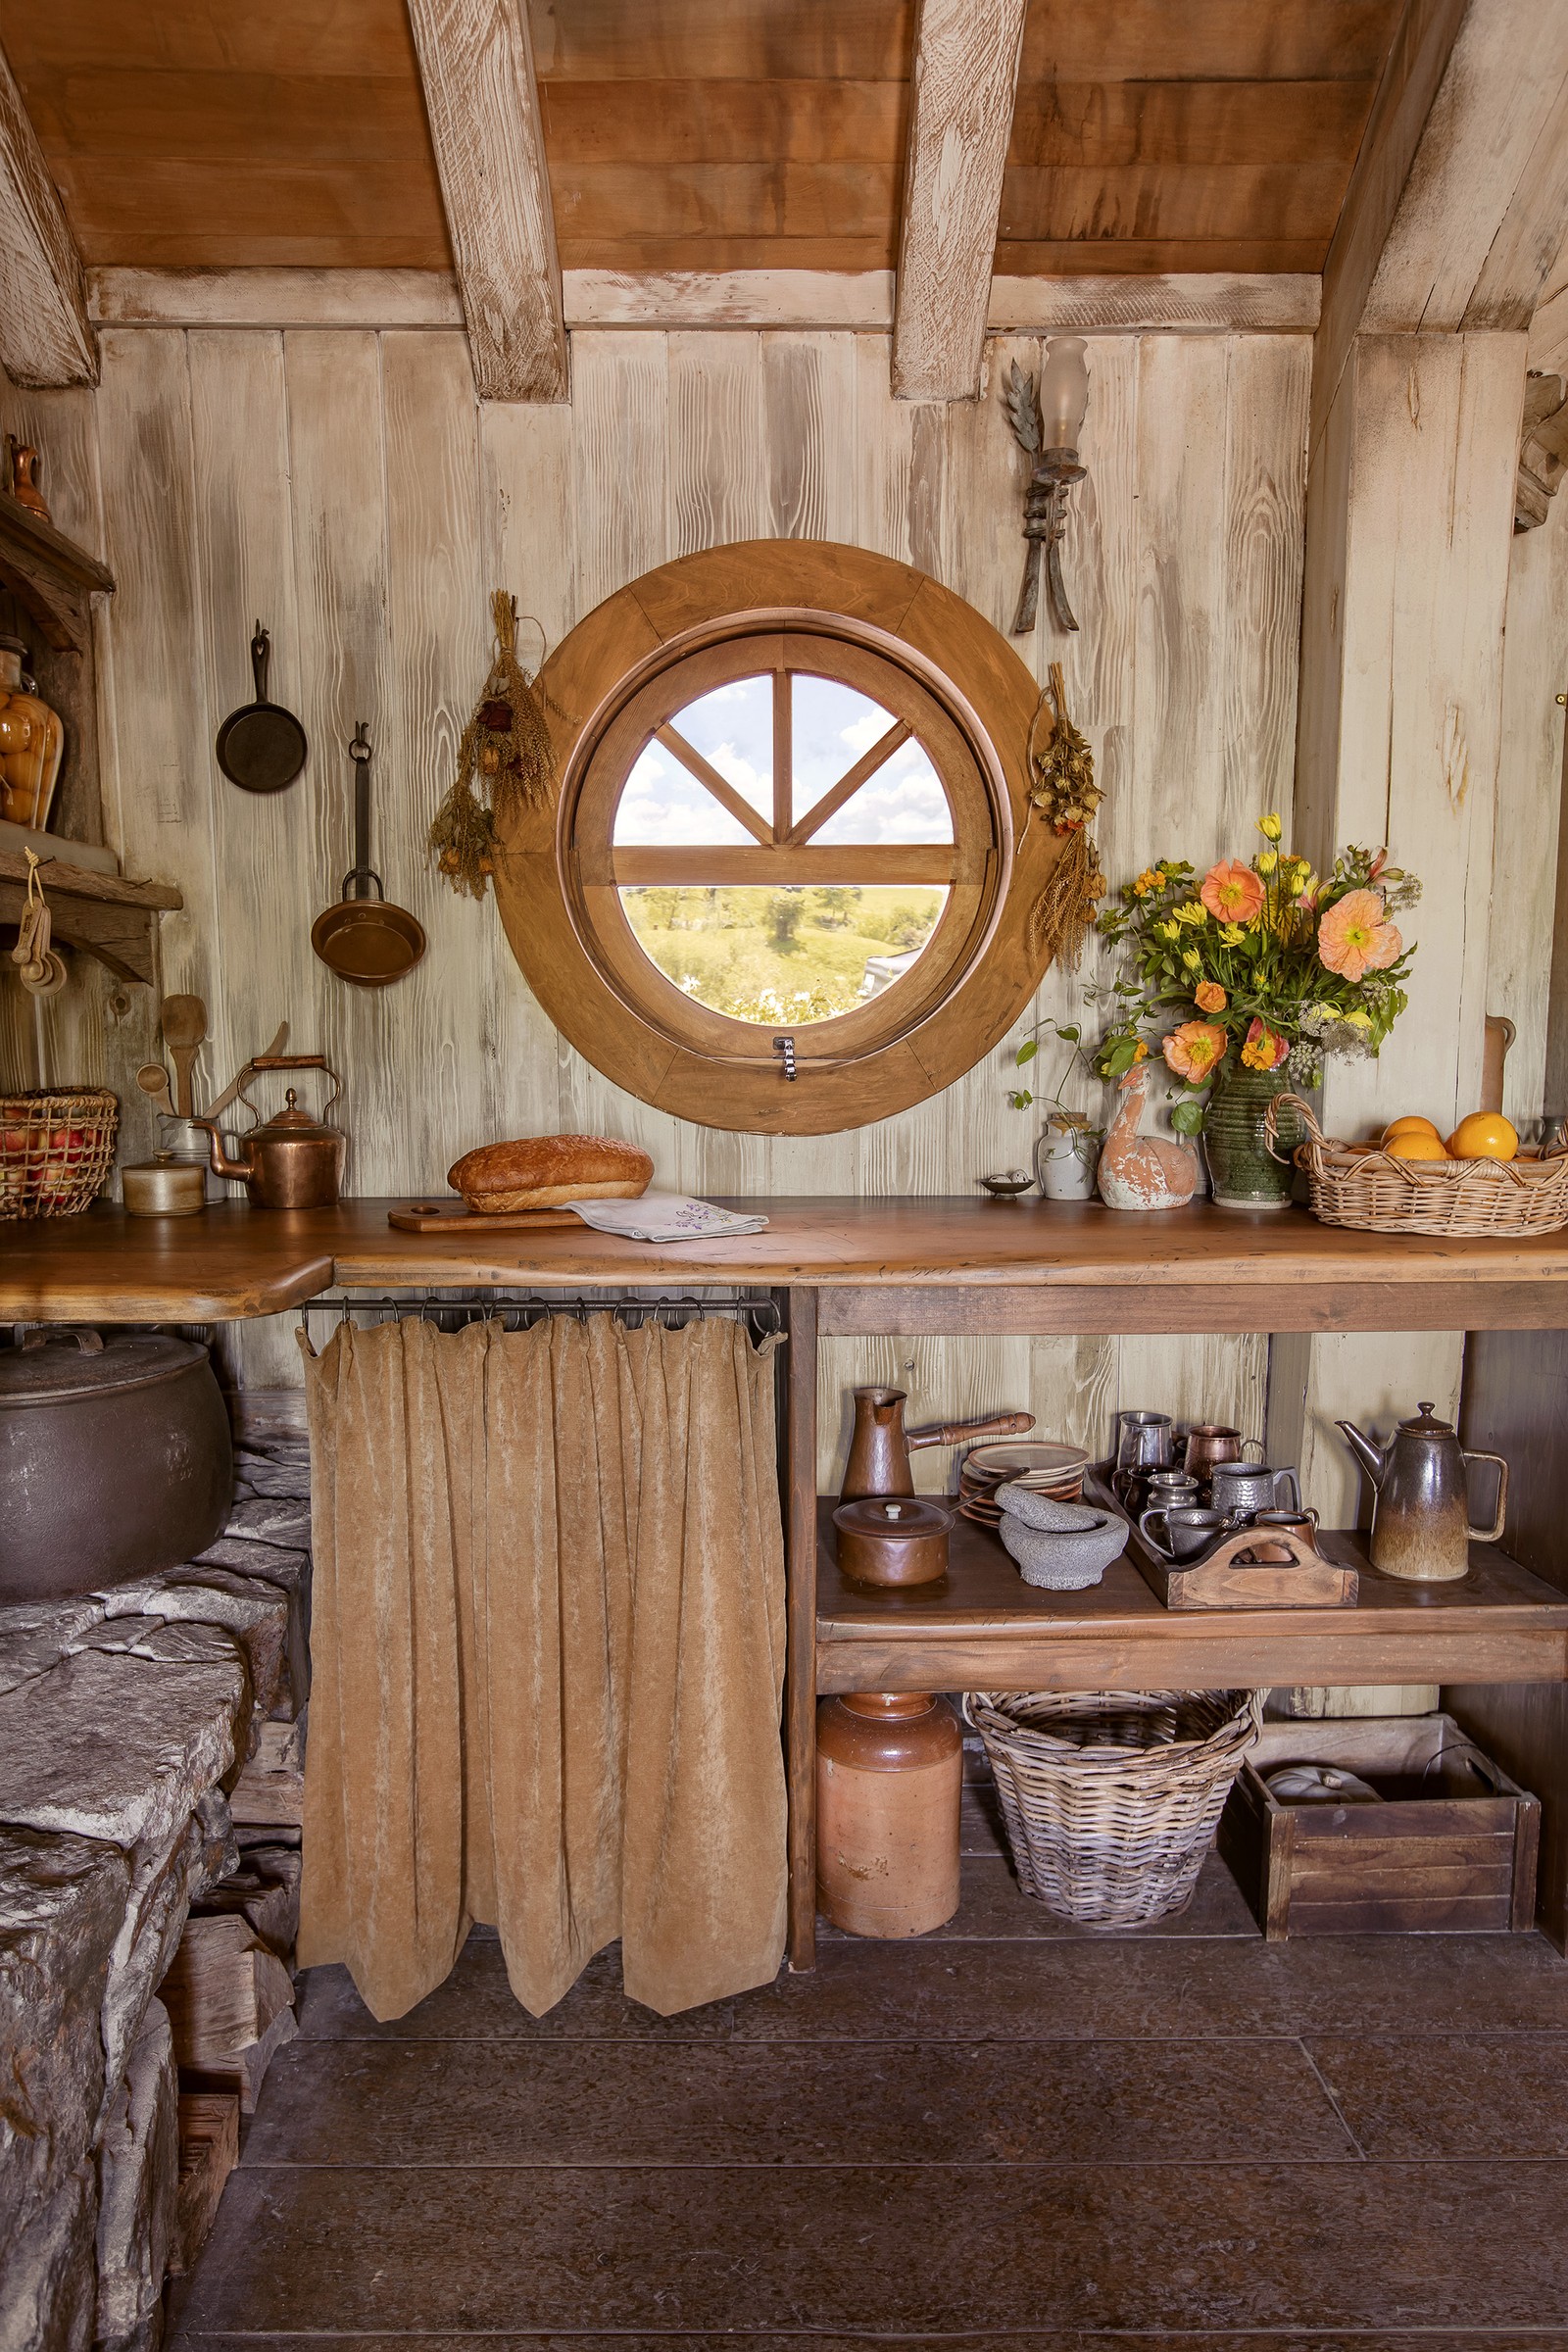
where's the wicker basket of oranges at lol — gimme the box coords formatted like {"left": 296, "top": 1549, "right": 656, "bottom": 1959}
{"left": 1263, "top": 1095, "right": 1568, "bottom": 1238}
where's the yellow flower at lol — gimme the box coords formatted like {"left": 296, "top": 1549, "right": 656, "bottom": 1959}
{"left": 1344, "top": 1007, "right": 1372, "bottom": 1031}
{"left": 1156, "top": 921, "right": 1179, "bottom": 942}
{"left": 1132, "top": 868, "right": 1160, "bottom": 898}
{"left": 1256, "top": 850, "right": 1278, "bottom": 875}
{"left": 1132, "top": 1038, "right": 1150, "bottom": 1062}
{"left": 1182, "top": 949, "right": 1200, "bottom": 969}
{"left": 1258, "top": 812, "right": 1283, "bottom": 843}
{"left": 1173, "top": 899, "right": 1207, "bottom": 926}
{"left": 1219, "top": 922, "right": 1246, "bottom": 946}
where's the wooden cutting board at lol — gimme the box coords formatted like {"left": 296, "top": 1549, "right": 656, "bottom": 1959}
{"left": 386, "top": 1199, "right": 583, "bottom": 1233}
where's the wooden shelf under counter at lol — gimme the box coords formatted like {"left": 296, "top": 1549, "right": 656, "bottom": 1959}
{"left": 814, "top": 1502, "right": 1568, "bottom": 1696}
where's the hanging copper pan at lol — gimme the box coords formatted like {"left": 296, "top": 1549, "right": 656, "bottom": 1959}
{"left": 311, "top": 724, "right": 426, "bottom": 988}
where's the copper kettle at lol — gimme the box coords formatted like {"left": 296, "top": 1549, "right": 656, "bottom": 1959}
{"left": 1337, "top": 1401, "right": 1507, "bottom": 1583}
{"left": 841, "top": 1385, "right": 1035, "bottom": 1501}
{"left": 199, "top": 1054, "right": 345, "bottom": 1209}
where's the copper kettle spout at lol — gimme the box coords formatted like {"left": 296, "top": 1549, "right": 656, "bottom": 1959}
{"left": 202, "top": 1124, "right": 254, "bottom": 1183}
{"left": 1336, "top": 1418, "right": 1389, "bottom": 1488}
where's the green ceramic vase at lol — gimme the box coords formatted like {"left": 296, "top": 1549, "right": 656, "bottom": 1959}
{"left": 1202, "top": 1059, "right": 1301, "bottom": 1209}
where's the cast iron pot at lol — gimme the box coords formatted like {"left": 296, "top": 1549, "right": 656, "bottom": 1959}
{"left": 0, "top": 1327, "right": 233, "bottom": 1600}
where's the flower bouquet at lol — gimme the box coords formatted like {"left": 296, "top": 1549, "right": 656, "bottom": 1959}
{"left": 1090, "top": 817, "right": 1420, "bottom": 1207}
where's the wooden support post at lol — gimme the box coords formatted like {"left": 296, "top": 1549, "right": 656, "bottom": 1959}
{"left": 891, "top": 0, "right": 1028, "bottom": 402}
{"left": 0, "top": 38, "right": 96, "bottom": 387}
{"left": 785, "top": 1284, "right": 819, "bottom": 1970}
{"left": 404, "top": 0, "right": 567, "bottom": 402}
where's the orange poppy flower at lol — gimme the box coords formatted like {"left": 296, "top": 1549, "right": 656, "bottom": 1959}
{"left": 1242, "top": 1016, "right": 1290, "bottom": 1072}
{"left": 1194, "top": 981, "right": 1227, "bottom": 1014}
{"left": 1162, "top": 1020, "right": 1228, "bottom": 1082}
{"left": 1318, "top": 888, "right": 1401, "bottom": 983}
{"left": 1200, "top": 860, "right": 1265, "bottom": 925}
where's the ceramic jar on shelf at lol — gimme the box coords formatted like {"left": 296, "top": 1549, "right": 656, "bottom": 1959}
{"left": 1034, "top": 1110, "right": 1100, "bottom": 1200}
{"left": 0, "top": 636, "right": 64, "bottom": 829}
{"left": 1202, "top": 1060, "right": 1302, "bottom": 1209}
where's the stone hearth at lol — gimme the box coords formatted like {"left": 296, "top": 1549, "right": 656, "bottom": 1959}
{"left": 0, "top": 1436, "right": 311, "bottom": 2352}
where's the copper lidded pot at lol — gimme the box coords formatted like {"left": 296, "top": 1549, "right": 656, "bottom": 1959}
{"left": 833, "top": 1494, "right": 953, "bottom": 1588}
{"left": 200, "top": 1054, "right": 345, "bottom": 1208}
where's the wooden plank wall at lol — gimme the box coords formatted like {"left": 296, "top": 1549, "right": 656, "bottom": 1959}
{"left": 0, "top": 324, "right": 1306, "bottom": 1484}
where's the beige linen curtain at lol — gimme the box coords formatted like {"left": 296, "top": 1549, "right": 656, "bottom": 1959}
{"left": 295, "top": 1314, "right": 787, "bottom": 2020}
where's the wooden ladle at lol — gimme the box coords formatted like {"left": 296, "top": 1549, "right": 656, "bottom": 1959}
{"left": 162, "top": 994, "right": 208, "bottom": 1117}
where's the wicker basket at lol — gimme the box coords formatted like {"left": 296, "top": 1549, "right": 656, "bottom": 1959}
{"left": 1264, "top": 1093, "right": 1568, "bottom": 1238}
{"left": 963, "top": 1688, "right": 1263, "bottom": 1927}
{"left": 0, "top": 1088, "right": 119, "bottom": 1219}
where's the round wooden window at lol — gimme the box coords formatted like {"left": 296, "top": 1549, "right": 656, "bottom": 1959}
{"left": 494, "top": 543, "right": 1067, "bottom": 1136}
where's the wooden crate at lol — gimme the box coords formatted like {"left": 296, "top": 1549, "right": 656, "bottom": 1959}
{"left": 1217, "top": 1714, "right": 1540, "bottom": 1939}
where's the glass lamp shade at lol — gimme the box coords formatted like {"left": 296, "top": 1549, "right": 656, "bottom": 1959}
{"left": 1039, "top": 337, "right": 1090, "bottom": 452}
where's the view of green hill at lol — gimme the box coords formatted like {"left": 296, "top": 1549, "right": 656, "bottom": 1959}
{"left": 620, "top": 884, "right": 946, "bottom": 1023}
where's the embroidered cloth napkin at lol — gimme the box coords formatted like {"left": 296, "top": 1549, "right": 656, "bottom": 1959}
{"left": 567, "top": 1191, "right": 769, "bottom": 1243}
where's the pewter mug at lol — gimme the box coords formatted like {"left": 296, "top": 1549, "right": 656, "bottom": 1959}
{"left": 1209, "top": 1459, "right": 1302, "bottom": 1520}
{"left": 1141, "top": 1505, "right": 1227, "bottom": 1562}
{"left": 1115, "top": 1410, "right": 1174, "bottom": 1473}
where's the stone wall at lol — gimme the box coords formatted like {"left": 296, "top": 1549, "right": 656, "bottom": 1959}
{"left": 0, "top": 1434, "right": 310, "bottom": 2352}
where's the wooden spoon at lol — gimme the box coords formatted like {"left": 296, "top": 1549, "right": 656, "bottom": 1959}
{"left": 135, "top": 1062, "right": 176, "bottom": 1119}
{"left": 162, "top": 994, "right": 208, "bottom": 1118}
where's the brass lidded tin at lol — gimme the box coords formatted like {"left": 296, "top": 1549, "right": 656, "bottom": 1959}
{"left": 121, "top": 1153, "right": 207, "bottom": 1217}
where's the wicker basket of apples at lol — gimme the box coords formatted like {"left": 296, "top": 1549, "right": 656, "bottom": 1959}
{"left": 0, "top": 1089, "right": 119, "bottom": 1218}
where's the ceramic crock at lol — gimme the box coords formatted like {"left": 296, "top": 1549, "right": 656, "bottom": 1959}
{"left": 1202, "top": 1061, "right": 1302, "bottom": 1209}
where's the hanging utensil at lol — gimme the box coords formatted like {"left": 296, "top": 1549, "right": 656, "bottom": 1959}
{"left": 216, "top": 622, "right": 308, "bottom": 794}
{"left": 161, "top": 993, "right": 208, "bottom": 1117}
{"left": 311, "top": 724, "right": 426, "bottom": 988}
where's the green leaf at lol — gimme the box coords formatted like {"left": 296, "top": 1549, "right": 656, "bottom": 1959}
{"left": 1104, "top": 1039, "right": 1139, "bottom": 1078}
{"left": 1007, "top": 1089, "right": 1033, "bottom": 1109}
{"left": 1169, "top": 1099, "right": 1206, "bottom": 1136}
{"left": 1015, "top": 1039, "right": 1038, "bottom": 1065}
{"left": 1057, "top": 1024, "right": 1080, "bottom": 1043}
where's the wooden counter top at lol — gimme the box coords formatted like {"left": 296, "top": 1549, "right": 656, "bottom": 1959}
{"left": 6, "top": 1195, "right": 1568, "bottom": 1328}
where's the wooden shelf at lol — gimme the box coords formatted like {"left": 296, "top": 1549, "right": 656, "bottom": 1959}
{"left": 0, "top": 846, "right": 181, "bottom": 985}
{"left": 815, "top": 1501, "right": 1568, "bottom": 1695}
{"left": 0, "top": 494, "right": 116, "bottom": 849}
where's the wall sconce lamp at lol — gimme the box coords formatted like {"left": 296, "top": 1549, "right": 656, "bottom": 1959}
{"left": 1004, "top": 338, "right": 1090, "bottom": 636}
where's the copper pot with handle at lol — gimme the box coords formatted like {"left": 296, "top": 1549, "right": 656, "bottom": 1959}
{"left": 198, "top": 1054, "right": 345, "bottom": 1208}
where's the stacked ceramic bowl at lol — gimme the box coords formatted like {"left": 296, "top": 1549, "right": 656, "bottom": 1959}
{"left": 958, "top": 1440, "right": 1089, "bottom": 1528}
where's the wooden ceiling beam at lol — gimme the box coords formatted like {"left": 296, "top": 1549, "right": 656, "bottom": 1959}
{"left": 1315, "top": 0, "right": 1568, "bottom": 440}
{"left": 84, "top": 264, "right": 1321, "bottom": 337}
{"left": 404, "top": 0, "right": 566, "bottom": 402}
{"left": 0, "top": 39, "right": 96, "bottom": 387}
{"left": 891, "top": 0, "right": 1029, "bottom": 402}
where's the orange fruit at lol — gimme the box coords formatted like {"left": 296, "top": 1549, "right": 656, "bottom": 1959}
{"left": 1384, "top": 1132, "right": 1450, "bottom": 1161}
{"left": 1383, "top": 1114, "right": 1443, "bottom": 1145}
{"left": 1447, "top": 1110, "right": 1518, "bottom": 1162}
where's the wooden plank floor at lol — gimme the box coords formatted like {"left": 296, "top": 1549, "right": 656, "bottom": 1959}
{"left": 170, "top": 1788, "right": 1568, "bottom": 2350}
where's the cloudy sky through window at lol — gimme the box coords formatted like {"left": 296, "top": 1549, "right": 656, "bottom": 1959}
{"left": 612, "top": 672, "right": 952, "bottom": 847}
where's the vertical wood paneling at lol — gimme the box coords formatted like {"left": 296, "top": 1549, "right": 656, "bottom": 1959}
{"left": 379, "top": 331, "right": 494, "bottom": 1191}
{"left": 478, "top": 396, "right": 578, "bottom": 1149}
{"left": 1222, "top": 334, "right": 1311, "bottom": 830}
{"left": 280, "top": 329, "right": 393, "bottom": 1194}
{"left": 1491, "top": 493, "right": 1568, "bottom": 1129}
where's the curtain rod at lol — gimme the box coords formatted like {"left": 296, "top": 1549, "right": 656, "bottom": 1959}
{"left": 295, "top": 1294, "right": 784, "bottom": 1342}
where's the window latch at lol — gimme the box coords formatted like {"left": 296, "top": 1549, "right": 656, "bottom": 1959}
{"left": 772, "top": 1035, "right": 798, "bottom": 1081}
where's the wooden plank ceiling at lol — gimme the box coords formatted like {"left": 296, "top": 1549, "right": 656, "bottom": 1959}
{"left": 0, "top": 0, "right": 1404, "bottom": 278}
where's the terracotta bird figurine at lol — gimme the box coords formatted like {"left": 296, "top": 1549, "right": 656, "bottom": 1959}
{"left": 1096, "top": 1061, "right": 1200, "bottom": 1211}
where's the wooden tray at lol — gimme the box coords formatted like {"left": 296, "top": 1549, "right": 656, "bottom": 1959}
{"left": 1088, "top": 1466, "right": 1358, "bottom": 1612}
{"left": 386, "top": 1199, "right": 582, "bottom": 1233}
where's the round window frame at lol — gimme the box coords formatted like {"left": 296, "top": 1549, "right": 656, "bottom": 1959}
{"left": 494, "top": 542, "right": 1066, "bottom": 1137}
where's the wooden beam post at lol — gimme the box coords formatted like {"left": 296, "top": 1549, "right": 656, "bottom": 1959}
{"left": 404, "top": 0, "right": 567, "bottom": 403}
{"left": 891, "top": 0, "right": 1028, "bottom": 403}
{"left": 0, "top": 39, "right": 95, "bottom": 388}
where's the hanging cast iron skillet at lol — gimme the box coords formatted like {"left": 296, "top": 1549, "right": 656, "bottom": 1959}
{"left": 216, "top": 622, "right": 309, "bottom": 793}
{"left": 311, "top": 723, "right": 426, "bottom": 988}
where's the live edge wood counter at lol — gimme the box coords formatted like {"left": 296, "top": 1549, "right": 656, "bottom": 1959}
{"left": 12, "top": 1193, "right": 1568, "bottom": 1979}
{"left": 5, "top": 1195, "right": 1568, "bottom": 1327}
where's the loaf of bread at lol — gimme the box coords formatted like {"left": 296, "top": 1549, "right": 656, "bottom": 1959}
{"left": 447, "top": 1133, "right": 654, "bottom": 1213}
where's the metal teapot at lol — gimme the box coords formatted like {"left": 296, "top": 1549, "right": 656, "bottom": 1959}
{"left": 1337, "top": 1402, "right": 1507, "bottom": 1583}
{"left": 199, "top": 1054, "right": 345, "bottom": 1209}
